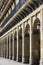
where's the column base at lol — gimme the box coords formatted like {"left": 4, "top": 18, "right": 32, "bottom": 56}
{"left": 18, "top": 56, "right": 22, "bottom": 62}
{"left": 7, "top": 55, "right": 9, "bottom": 59}
{"left": 3, "top": 56, "right": 5, "bottom": 58}
{"left": 14, "top": 56, "right": 16, "bottom": 61}
{"left": 5, "top": 55, "right": 7, "bottom": 58}
{"left": 12, "top": 56, "right": 14, "bottom": 60}
{"left": 7, "top": 54, "right": 9, "bottom": 59}
{"left": 5, "top": 55, "right": 6, "bottom": 58}
{"left": 10, "top": 56, "right": 12, "bottom": 60}
{"left": 40, "top": 60, "right": 43, "bottom": 65}
{"left": 16, "top": 56, "right": 18, "bottom": 62}
{"left": 9, "top": 56, "right": 11, "bottom": 59}
{"left": 22, "top": 57, "right": 29, "bottom": 64}
{"left": 30, "top": 59, "right": 40, "bottom": 65}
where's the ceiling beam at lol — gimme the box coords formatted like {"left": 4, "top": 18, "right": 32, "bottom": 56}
{"left": 0, "top": 0, "right": 13, "bottom": 20}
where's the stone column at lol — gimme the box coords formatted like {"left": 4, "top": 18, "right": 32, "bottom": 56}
{"left": 3, "top": 39, "right": 4, "bottom": 58}
{"left": 1, "top": 42, "right": 2, "bottom": 56}
{"left": 10, "top": 33, "right": 13, "bottom": 60}
{"left": 22, "top": 23, "right": 25, "bottom": 63}
{"left": 8, "top": 36, "right": 9, "bottom": 59}
{"left": 17, "top": 27, "right": 19, "bottom": 61}
{"left": 6, "top": 37, "right": 7, "bottom": 58}
{"left": 40, "top": 9, "right": 43, "bottom": 65}
{"left": 4, "top": 38, "right": 5, "bottom": 58}
{"left": 0, "top": 42, "right": 1, "bottom": 57}
{"left": 1, "top": 41, "right": 2, "bottom": 57}
{"left": 5, "top": 38, "right": 6, "bottom": 58}
{"left": 3, "top": 39, "right": 4, "bottom": 57}
{"left": 30, "top": 18, "right": 32, "bottom": 64}
{"left": 4, "top": 39, "right": 5, "bottom": 58}
{"left": 2, "top": 41, "right": 3, "bottom": 57}
{"left": 6, "top": 36, "right": 8, "bottom": 58}
{"left": 12, "top": 32, "right": 14, "bottom": 60}
{"left": 0, "top": 41, "right": 1, "bottom": 57}
{"left": 9, "top": 34, "right": 11, "bottom": 59}
{"left": 5, "top": 38, "right": 7, "bottom": 58}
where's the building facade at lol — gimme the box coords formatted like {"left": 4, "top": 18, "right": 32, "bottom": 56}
{"left": 0, "top": 0, "right": 43, "bottom": 65}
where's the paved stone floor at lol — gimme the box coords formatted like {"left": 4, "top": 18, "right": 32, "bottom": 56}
{"left": 0, "top": 57, "right": 29, "bottom": 65}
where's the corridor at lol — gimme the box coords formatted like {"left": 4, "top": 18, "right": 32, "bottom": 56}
{"left": 0, "top": 0, "right": 43, "bottom": 65}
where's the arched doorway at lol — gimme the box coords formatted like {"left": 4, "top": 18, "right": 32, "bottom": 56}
{"left": 18, "top": 28, "right": 22, "bottom": 62}
{"left": 24, "top": 23, "right": 30, "bottom": 63}
{"left": 14, "top": 31, "right": 17, "bottom": 61}
{"left": 32, "top": 18, "right": 40, "bottom": 65}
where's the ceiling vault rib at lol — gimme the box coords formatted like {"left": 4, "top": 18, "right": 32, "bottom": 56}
{"left": 0, "top": 0, "right": 43, "bottom": 36}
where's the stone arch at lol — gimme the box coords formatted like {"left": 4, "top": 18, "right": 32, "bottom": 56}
{"left": 32, "top": 18, "right": 40, "bottom": 65}
{"left": 14, "top": 31, "right": 17, "bottom": 61}
{"left": 18, "top": 27, "right": 22, "bottom": 62}
{"left": 24, "top": 23, "right": 30, "bottom": 63}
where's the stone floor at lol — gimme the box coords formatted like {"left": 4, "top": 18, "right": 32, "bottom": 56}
{"left": 0, "top": 57, "right": 29, "bottom": 65}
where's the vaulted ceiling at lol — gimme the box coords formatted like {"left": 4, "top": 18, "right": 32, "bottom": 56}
{"left": 0, "top": 0, "right": 43, "bottom": 21}
{"left": 0, "top": 0, "right": 43, "bottom": 36}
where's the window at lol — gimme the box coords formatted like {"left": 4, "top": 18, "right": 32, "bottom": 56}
{"left": 6, "top": 12, "right": 8, "bottom": 17}
{"left": 8, "top": 8, "right": 11, "bottom": 14}
{"left": 16, "top": 0, "right": 19, "bottom": 5}
{"left": 37, "top": 23, "right": 40, "bottom": 30}
{"left": 12, "top": 3, "right": 14, "bottom": 10}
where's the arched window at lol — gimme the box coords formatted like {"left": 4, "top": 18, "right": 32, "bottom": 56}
{"left": 11, "top": 3, "right": 15, "bottom": 10}
{"left": 6, "top": 12, "right": 8, "bottom": 18}
{"left": 16, "top": 0, "right": 19, "bottom": 5}
{"left": 8, "top": 8, "right": 11, "bottom": 14}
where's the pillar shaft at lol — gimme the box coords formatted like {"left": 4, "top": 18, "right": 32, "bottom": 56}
{"left": 40, "top": 9, "right": 43, "bottom": 65}
{"left": 17, "top": 28, "right": 19, "bottom": 61}
{"left": 22, "top": 23, "right": 25, "bottom": 63}
{"left": 30, "top": 18, "right": 32, "bottom": 64}
{"left": 8, "top": 36, "right": 9, "bottom": 58}
{"left": 4, "top": 39, "right": 5, "bottom": 58}
{"left": 9, "top": 35, "right": 11, "bottom": 59}
{"left": 6, "top": 37, "right": 8, "bottom": 58}
{"left": 0, "top": 43, "right": 1, "bottom": 57}
{"left": 7, "top": 36, "right": 8, "bottom": 58}
{"left": 5, "top": 38, "right": 6, "bottom": 58}
{"left": 1, "top": 42, "right": 2, "bottom": 57}
{"left": 12, "top": 32, "right": 14, "bottom": 60}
